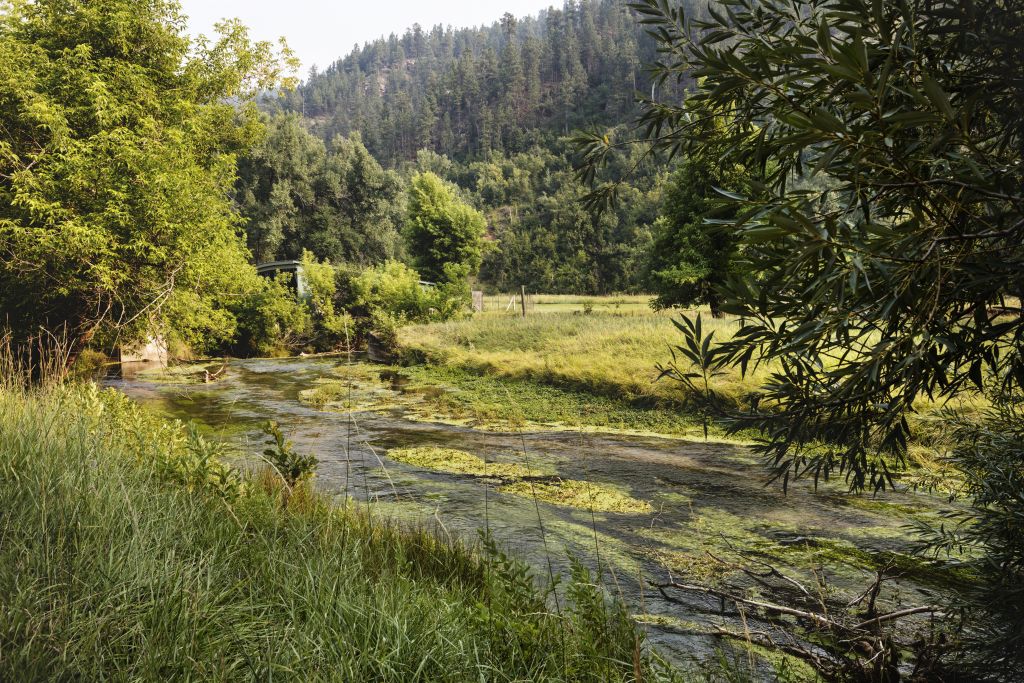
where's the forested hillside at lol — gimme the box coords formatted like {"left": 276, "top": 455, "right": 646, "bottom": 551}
{"left": 246, "top": 0, "right": 713, "bottom": 294}
{"left": 278, "top": 0, "right": 704, "bottom": 165}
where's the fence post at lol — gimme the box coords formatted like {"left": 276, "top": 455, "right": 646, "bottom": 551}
{"left": 520, "top": 285, "right": 527, "bottom": 318}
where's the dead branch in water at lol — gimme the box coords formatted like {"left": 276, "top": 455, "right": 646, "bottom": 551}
{"left": 652, "top": 549, "right": 956, "bottom": 682}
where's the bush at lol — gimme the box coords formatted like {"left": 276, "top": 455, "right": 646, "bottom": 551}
{"left": 920, "top": 389, "right": 1024, "bottom": 679}
{"left": 229, "top": 274, "right": 313, "bottom": 357}
{"left": 300, "top": 251, "right": 355, "bottom": 351}
{"left": 347, "top": 260, "right": 472, "bottom": 344}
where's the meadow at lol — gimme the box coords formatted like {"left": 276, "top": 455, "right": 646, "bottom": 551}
{"left": 399, "top": 303, "right": 770, "bottom": 411}
{"left": 479, "top": 294, "right": 655, "bottom": 316}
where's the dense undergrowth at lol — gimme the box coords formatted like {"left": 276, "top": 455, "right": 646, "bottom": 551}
{"left": 0, "top": 382, "right": 680, "bottom": 681}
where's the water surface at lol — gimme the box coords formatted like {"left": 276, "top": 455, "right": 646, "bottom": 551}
{"left": 108, "top": 357, "right": 961, "bottom": 668}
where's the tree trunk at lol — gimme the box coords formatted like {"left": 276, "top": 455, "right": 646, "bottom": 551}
{"left": 708, "top": 293, "right": 725, "bottom": 319}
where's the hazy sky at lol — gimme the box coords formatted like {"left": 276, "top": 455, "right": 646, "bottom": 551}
{"left": 179, "top": 1, "right": 557, "bottom": 76}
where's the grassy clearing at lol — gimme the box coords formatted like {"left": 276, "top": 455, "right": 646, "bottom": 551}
{"left": 0, "top": 382, "right": 680, "bottom": 682}
{"left": 398, "top": 309, "right": 768, "bottom": 410}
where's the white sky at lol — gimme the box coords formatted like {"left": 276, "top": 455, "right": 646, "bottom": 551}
{"left": 179, "top": 1, "right": 558, "bottom": 76}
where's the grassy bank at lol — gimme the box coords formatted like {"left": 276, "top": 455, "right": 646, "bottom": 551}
{"left": 302, "top": 361, "right": 719, "bottom": 438}
{"left": 397, "top": 309, "right": 768, "bottom": 413}
{"left": 396, "top": 309, "right": 982, "bottom": 464}
{"left": 0, "top": 382, "right": 677, "bottom": 681}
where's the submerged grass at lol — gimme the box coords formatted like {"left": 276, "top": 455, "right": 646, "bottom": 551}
{"left": 0, "top": 382, "right": 679, "bottom": 682}
{"left": 500, "top": 480, "right": 653, "bottom": 515}
{"left": 303, "top": 360, "right": 730, "bottom": 439}
{"left": 386, "top": 445, "right": 652, "bottom": 515}
{"left": 387, "top": 446, "right": 545, "bottom": 478}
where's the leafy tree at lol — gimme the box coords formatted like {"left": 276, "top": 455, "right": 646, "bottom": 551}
{"left": 577, "top": 0, "right": 1024, "bottom": 672}
{"left": 0, "top": 0, "right": 295, "bottom": 355}
{"left": 404, "top": 172, "right": 486, "bottom": 282}
{"left": 581, "top": 0, "right": 1024, "bottom": 490}
{"left": 235, "top": 115, "right": 402, "bottom": 266}
{"left": 648, "top": 156, "right": 744, "bottom": 316}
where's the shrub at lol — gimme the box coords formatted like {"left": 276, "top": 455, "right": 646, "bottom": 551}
{"left": 348, "top": 260, "right": 472, "bottom": 342}
{"left": 230, "top": 274, "right": 313, "bottom": 356}
{"left": 261, "top": 420, "right": 318, "bottom": 489}
{"left": 919, "top": 389, "right": 1024, "bottom": 678}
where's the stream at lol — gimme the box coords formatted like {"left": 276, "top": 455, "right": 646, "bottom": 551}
{"left": 106, "top": 357, "right": 962, "bottom": 671}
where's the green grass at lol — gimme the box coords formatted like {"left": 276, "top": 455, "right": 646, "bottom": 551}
{"left": 305, "top": 362, "right": 726, "bottom": 439}
{"left": 397, "top": 307, "right": 984, "bottom": 471}
{"left": 480, "top": 294, "right": 654, "bottom": 316}
{"left": 0, "top": 382, "right": 680, "bottom": 682}
{"left": 398, "top": 308, "right": 768, "bottom": 412}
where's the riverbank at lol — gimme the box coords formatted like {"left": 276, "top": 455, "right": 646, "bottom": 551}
{"left": 0, "top": 382, "right": 676, "bottom": 681}
{"left": 108, "top": 357, "right": 973, "bottom": 679}
{"left": 395, "top": 308, "right": 978, "bottom": 486}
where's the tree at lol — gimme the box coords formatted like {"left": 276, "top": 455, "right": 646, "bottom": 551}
{"left": 576, "top": 0, "right": 1024, "bottom": 672}
{"left": 580, "top": 0, "right": 1024, "bottom": 490}
{"left": 0, "top": 0, "right": 296, "bottom": 355}
{"left": 235, "top": 116, "right": 402, "bottom": 266}
{"left": 404, "top": 172, "right": 486, "bottom": 282}
{"left": 648, "top": 155, "right": 743, "bottom": 316}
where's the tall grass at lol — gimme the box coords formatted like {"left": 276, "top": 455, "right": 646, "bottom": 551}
{"left": 398, "top": 310, "right": 768, "bottom": 410}
{"left": 0, "top": 382, "right": 677, "bottom": 681}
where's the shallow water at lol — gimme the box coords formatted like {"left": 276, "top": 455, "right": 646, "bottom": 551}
{"left": 107, "top": 357, "right": 961, "bottom": 669}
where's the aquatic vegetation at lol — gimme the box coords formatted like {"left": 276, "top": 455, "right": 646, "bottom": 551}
{"left": 386, "top": 447, "right": 651, "bottom": 514}
{"left": 137, "top": 361, "right": 229, "bottom": 385}
{"left": 302, "top": 360, "right": 735, "bottom": 438}
{"left": 500, "top": 479, "right": 652, "bottom": 514}
{"left": 386, "top": 446, "right": 543, "bottom": 479}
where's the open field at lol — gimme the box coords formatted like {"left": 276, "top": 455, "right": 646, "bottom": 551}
{"left": 479, "top": 293, "right": 655, "bottom": 316}
{"left": 399, "top": 307, "right": 770, "bottom": 410}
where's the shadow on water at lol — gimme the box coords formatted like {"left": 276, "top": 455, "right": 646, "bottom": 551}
{"left": 106, "top": 357, "right": 964, "bottom": 669}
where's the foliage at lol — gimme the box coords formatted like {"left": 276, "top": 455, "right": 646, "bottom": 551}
{"left": 350, "top": 260, "right": 470, "bottom": 327}
{"left": 261, "top": 420, "right": 317, "bottom": 487}
{"left": 404, "top": 172, "right": 487, "bottom": 282}
{"left": 465, "top": 140, "right": 662, "bottom": 295}
{"left": 575, "top": 0, "right": 1024, "bottom": 673}
{"left": 657, "top": 315, "right": 730, "bottom": 440}
{"left": 300, "top": 250, "right": 354, "bottom": 349}
{"left": 648, "top": 156, "right": 746, "bottom": 316}
{"left": 229, "top": 273, "right": 312, "bottom": 356}
{"left": 277, "top": 0, "right": 702, "bottom": 164}
{"left": 0, "top": 0, "right": 295, "bottom": 354}
{"left": 259, "top": 0, "right": 688, "bottom": 296}
{"left": 578, "top": 0, "right": 1024, "bottom": 493}
{"left": 918, "top": 390, "right": 1024, "bottom": 678}
{"left": 235, "top": 113, "right": 403, "bottom": 265}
